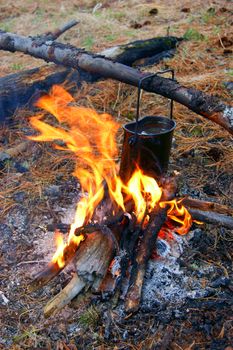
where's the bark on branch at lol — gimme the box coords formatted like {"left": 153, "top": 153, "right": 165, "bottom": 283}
{"left": 0, "top": 34, "right": 180, "bottom": 122}
{"left": 0, "top": 30, "right": 232, "bottom": 134}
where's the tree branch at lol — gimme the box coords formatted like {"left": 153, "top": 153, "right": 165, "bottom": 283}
{"left": 0, "top": 30, "right": 232, "bottom": 134}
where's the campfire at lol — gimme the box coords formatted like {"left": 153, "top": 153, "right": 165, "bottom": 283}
{"left": 29, "top": 85, "right": 194, "bottom": 317}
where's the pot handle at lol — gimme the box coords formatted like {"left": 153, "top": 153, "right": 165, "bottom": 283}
{"left": 133, "top": 69, "right": 175, "bottom": 143}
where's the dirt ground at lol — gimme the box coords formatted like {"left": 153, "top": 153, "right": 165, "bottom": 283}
{"left": 0, "top": 0, "right": 233, "bottom": 349}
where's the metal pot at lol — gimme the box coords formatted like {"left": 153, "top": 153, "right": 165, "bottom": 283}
{"left": 119, "top": 70, "right": 176, "bottom": 183}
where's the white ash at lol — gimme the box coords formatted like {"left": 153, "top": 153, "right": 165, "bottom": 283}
{"left": 141, "top": 230, "right": 213, "bottom": 308}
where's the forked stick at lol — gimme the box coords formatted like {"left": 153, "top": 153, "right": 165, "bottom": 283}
{"left": 44, "top": 20, "right": 79, "bottom": 40}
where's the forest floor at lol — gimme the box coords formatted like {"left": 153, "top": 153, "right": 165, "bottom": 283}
{"left": 0, "top": 0, "right": 233, "bottom": 349}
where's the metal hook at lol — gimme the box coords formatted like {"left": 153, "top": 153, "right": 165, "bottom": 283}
{"left": 132, "top": 69, "right": 175, "bottom": 145}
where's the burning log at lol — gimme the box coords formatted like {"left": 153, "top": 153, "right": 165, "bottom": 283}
{"left": 30, "top": 234, "right": 84, "bottom": 291}
{"left": 44, "top": 228, "right": 118, "bottom": 317}
{"left": 0, "top": 29, "right": 232, "bottom": 133}
{"left": 0, "top": 29, "right": 180, "bottom": 123}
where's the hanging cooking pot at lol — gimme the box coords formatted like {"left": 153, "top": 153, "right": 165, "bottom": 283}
{"left": 119, "top": 70, "right": 176, "bottom": 184}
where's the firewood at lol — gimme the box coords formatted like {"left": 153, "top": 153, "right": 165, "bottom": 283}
{"left": 0, "top": 29, "right": 232, "bottom": 134}
{"left": 47, "top": 223, "right": 71, "bottom": 233}
{"left": 0, "top": 34, "right": 180, "bottom": 122}
{"left": 125, "top": 177, "right": 177, "bottom": 313}
{"left": 74, "top": 227, "right": 118, "bottom": 289}
{"left": 189, "top": 209, "right": 233, "bottom": 229}
{"left": 182, "top": 197, "right": 233, "bottom": 216}
{"left": 124, "top": 205, "right": 168, "bottom": 313}
{"left": 30, "top": 237, "right": 84, "bottom": 291}
{"left": 29, "top": 261, "right": 62, "bottom": 292}
{"left": 44, "top": 229, "right": 117, "bottom": 317}
{"left": 46, "top": 210, "right": 125, "bottom": 236}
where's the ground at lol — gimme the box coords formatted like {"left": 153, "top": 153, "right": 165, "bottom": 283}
{"left": 0, "top": 0, "right": 233, "bottom": 349}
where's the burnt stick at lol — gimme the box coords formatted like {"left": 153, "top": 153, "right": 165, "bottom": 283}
{"left": 189, "top": 209, "right": 233, "bottom": 229}
{"left": 47, "top": 223, "right": 71, "bottom": 233}
{"left": 182, "top": 197, "right": 233, "bottom": 217}
{"left": 125, "top": 177, "right": 177, "bottom": 313}
{"left": 124, "top": 205, "right": 168, "bottom": 313}
{"left": 29, "top": 237, "right": 83, "bottom": 291}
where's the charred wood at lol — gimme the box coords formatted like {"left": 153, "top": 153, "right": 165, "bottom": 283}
{"left": 182, "top": 197, "right": 233, "bottom": 216}
{"left": 124, "top": 205, "right": 168, "bottom": 313}
{"left": 47, "top": 223, "right": 70, "bottom": 233}
{"left": 30, "top": 236, "right": 84, "bottom": 291}
{"left": 125, "top": 177, "right": 177, "bottom": 313}
{"left": 29, "top": 261, "right": 62, "bottom": 292}
{"left": 189, "top": 208, "right": 233, "bottom": 229}
{"left": 0, "top": 30, "right": 232, "bottom": 133}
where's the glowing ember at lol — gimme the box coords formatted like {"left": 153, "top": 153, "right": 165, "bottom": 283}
{"left": 29, "top": 85, "right": 193, "bottom": 267}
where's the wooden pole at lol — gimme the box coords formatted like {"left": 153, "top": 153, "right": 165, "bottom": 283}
{"left": 0, "top": 34, "right": 180, "bottom": 122}
{"left": 0, "top": 30, "right": 232, "bottom": 134}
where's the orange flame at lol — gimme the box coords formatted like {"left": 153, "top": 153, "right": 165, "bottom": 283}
{"left": 52, "top": 230, "right": 66, "bottom": 267}
{"left": 29, "top": 86, "right": 193, "bottom": 267}
{"left": 160, "top": 199, "right": 192, "bottom": 235}
{"left": 126, "top": 168, "right": 162, "bottom": 221}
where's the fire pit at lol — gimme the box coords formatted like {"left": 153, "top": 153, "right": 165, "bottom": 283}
{"left": 28, "top": 85, "right": 193, "bottom": 316}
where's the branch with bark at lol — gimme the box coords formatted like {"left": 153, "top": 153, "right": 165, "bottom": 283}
{"left": 0, "top": 29, "right": 232, "bottom": 134}
{"left": 0, "top": 26, "right": 180, "bottom": 122}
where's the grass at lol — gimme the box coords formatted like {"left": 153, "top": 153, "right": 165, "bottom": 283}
{"left": 201, "top": 7, "right": 216, "bottom": 23}
{"left": 183, "top": 28, "right": 205, "bottom": 41}
{"left": 227, "top": 69, "right": 233, "bottom": 77}
{"left": 82, "top": 36, "right": 95, "bottom": 50}
{"left": 0, "top": 21, "right": 14, "bottom": 32}
{"left": 105, "top": 34, "right": 118, "bottom": 42}
{"left": 11, "top": 63, "right": 24, "bottom": 71}
{"left": 78, "top": 306, "right": 100, "bottom": 329}
{"left": 13, "top": 326, "right": 41, "bottom": 343}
